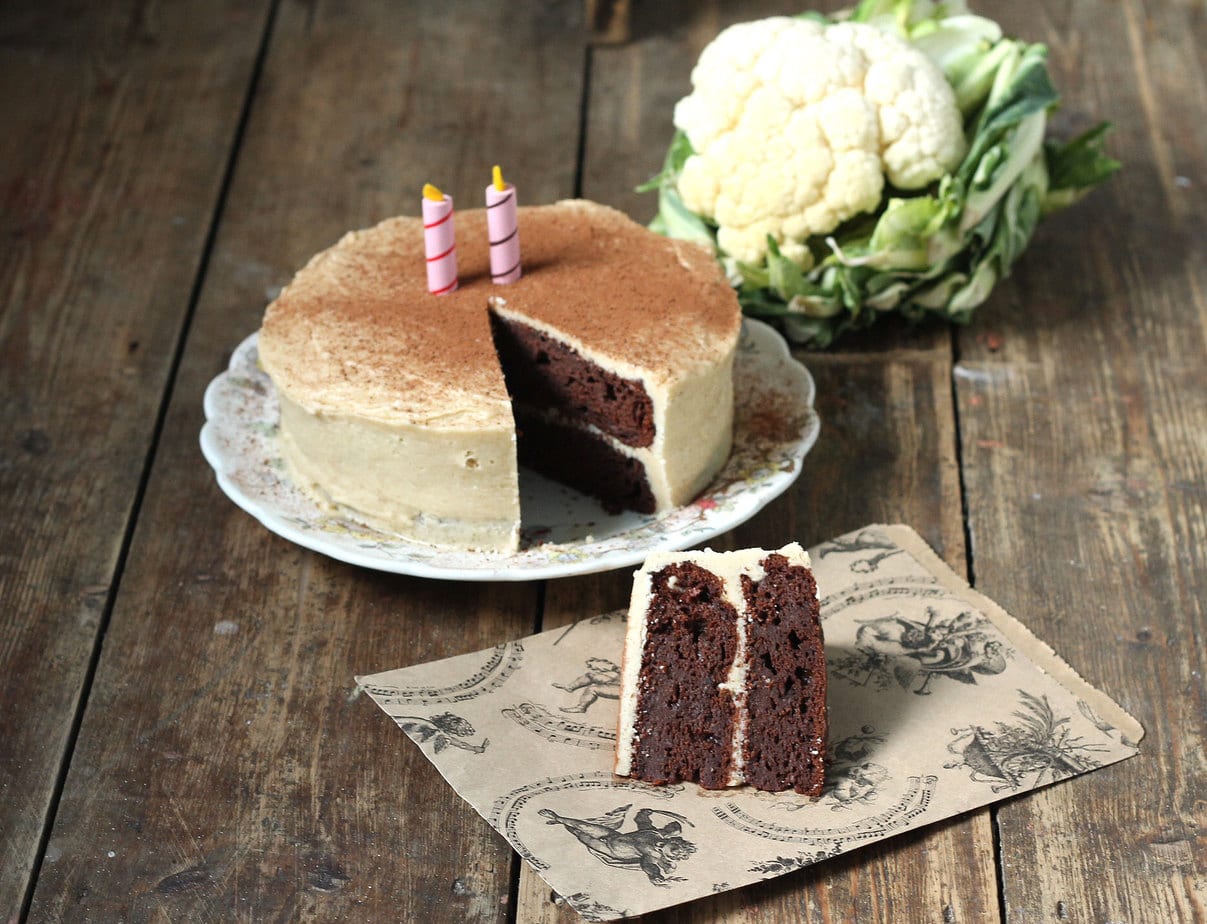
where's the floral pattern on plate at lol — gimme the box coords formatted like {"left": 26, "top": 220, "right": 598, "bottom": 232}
{"left": 199, "top": 318, "right": 818, "bottom": 580}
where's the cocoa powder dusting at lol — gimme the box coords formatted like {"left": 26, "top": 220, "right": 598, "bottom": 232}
{"left": 260, "top": 200, "right": 741, "bottom": 420}
{"left": 741, "top": 389, "right": 807, "bottom": 445}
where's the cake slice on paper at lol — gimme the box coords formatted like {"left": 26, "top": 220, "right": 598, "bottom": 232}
{"left": 614, "top": 543, "right": 827, "bottom": 795}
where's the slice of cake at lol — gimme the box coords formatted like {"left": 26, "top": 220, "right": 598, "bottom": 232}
{"left": 257, "top": 200, "right": 740, "bottom": 552}
{"left": 614, "top": 543, "right": 827, "bottom": 795}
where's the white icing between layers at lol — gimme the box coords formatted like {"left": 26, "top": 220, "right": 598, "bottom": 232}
{"left": 614, "top": 543, "right": 812, "bottom": 785}
{"left": 614, "top": 566, "right": 651, "bottom": 777}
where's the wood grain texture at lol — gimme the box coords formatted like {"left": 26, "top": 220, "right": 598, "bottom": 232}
{"left": 11, "top": 0, "right": 1199, "bottom": 919}
{"left": 956, "top": 1, "right": 1207, "bottom": 921}
{"left": 519, "top": 5, "right": 998, "bottom": 920}
{"left": 0, "top": 0, "right": 271, "bottom": 916}
{"left": 25, "top": 1, "right": 587, "bottom": 921}
{"left": 586, "top": 0, "right": 632, "bottom": 45}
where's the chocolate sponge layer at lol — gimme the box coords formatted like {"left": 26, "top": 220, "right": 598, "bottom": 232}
{"left": 513, "top": 409, "right": 655, "bottom": 514}
{"left": 741, "top": 554, "right": 827, "bottom": 796}
{"left": 630, "top": 563, "right": 739, "bottom": 789}
{"left": 490, "top": 312, "right": 655, "bottom": 449}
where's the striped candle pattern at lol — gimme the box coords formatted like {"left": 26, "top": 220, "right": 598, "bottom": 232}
{"left": 422, "top": 185, "right": 458, "bottom": 295}
{"left": 486, "top": 166, "right": 521, "bottom": 284}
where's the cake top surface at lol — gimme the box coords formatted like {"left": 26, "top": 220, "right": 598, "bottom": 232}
{"left": 259, "top": 199, "right": 740, "bottom": 428}
{"left": 630, "top": 543, "right": 812, "bottom": 617}
{"left": 638, "top": 543, "right": 811, "bottom": 579}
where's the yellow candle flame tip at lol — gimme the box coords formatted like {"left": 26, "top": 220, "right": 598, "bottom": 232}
{"left": 492, "top": 164, "right": 506, "bottom": 192}
{"left": 422, "top": 183, "right": 445, "bottom": 201}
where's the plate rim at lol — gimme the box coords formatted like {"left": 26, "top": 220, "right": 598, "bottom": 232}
{"left": 200, "top": 318, "right": 819, "bottom": 580}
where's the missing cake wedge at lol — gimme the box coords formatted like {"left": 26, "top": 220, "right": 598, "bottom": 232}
{"left": 614, "top": 544, "right": 827, "bottom": 795}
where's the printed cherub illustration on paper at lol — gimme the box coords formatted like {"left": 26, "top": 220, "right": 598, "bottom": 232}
{"left": 832, "top": 606, "right": 1008, "bottom": 695}
{"left": 814, "top": 527, "right": 904, "bottom": 572}
{"left": 552, "top": 657, "right": 621, "bottom": 714}
{"left": 539, "top": 805, "right": 697, "bottom": 886}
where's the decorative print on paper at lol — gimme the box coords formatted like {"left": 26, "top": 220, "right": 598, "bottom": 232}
{"left": 356, "top": 524, "right": 1143, "bottom": 922}
{"left": 831, "top": 606, "right": 1007, "bottom": 694}
{"left": 1077, "top": 698, "right": 1132, "bottom": 746}
{"left": 825, "top": 726, "right": 890, "bottom": 809}
{"left": 550, "top": 612, "right": 624, "bottom": 646}
{"left": 946, "top": 691, "right": 1109, "bottom": 792}
{"left": 749, "top": 847, "right": 843, "bottom": 877}
{"left": 814, "top": 526, "right": 904, "bottom": 573}
{"left": 502, "top": 702, "right": 616, "bottom": 749}
{"left": 552, "top": 657, "right": 621, "bottom": 713}
{"left": 394, "top": 712, "right": 488, "bottom": 755}
{"left": 489, "top": 772, "right": 682, "bottom": 872}
{"left": 713, "top": 775, "right": 937, "bottom": 846}
{"left": 540, "top": 805, "right": 697, "bottom": 887}
{"left": 360, "top": 641, "right": 523, "bottom": 706}
{"left": 820, "top": 576, "right": 956, "bottom": 623}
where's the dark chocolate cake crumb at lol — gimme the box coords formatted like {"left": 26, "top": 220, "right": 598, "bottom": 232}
{"left": 740, "top": 554, "right": 827, "bottom": 796}
{"left": 631, "top": 563, "right": 739, "bottom": 789}
{"left": 490, "top": 312, "right": 656, "bottom": 448}
{"left": 513, "top": 409, "right": 655, "bottom": 514}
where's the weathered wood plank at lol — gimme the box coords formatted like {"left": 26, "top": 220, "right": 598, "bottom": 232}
{"left": 518, "top": 4, "right": 999, "bottom": 919}
{"left": 26, "top": 1, "right": 587, "bottom": 921}
{"left": 0, "top": 1, "right": 271, "bottom": 916}
{"left": 586, "top": 0, "right": 632, "bottom": 45}
{"left": 957, "top": 0, "right": 1207, "bottom": 921}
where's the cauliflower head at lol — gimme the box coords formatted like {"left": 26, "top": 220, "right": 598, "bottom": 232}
{"left": 673, "top": 16, "right": 966, "bottom": 267}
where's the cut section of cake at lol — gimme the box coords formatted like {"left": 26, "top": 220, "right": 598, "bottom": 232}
{"left": 614, "top": 543, "right": 827, "bottom": 795}
{"left": 257, "top": 200, "right": 740, "bottom": 552}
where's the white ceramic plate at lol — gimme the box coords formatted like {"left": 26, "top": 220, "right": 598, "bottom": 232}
{"left": 200, "top": 318, "right": 819, "bottom": 580}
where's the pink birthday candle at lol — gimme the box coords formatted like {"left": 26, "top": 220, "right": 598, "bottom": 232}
{"left": 485, "top": 165, "right": 521, "bottom": 284}
{"left": 422, "top": 183, "right": 458, "bottom": 295}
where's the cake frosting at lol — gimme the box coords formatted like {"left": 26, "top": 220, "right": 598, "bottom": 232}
{"left": 258, "top": 199, "right": 741, "bottom": 551}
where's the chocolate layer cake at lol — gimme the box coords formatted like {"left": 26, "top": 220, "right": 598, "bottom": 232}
{"left": 614, "top": 544, "right": 827, "bottom": 795}
{"left": 257, "top": 200, "right": 741, "bottom": 551}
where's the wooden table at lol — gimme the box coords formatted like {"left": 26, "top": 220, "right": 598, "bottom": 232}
{"left": 3, "top": 1, "right": 1204, "bottom": 920}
